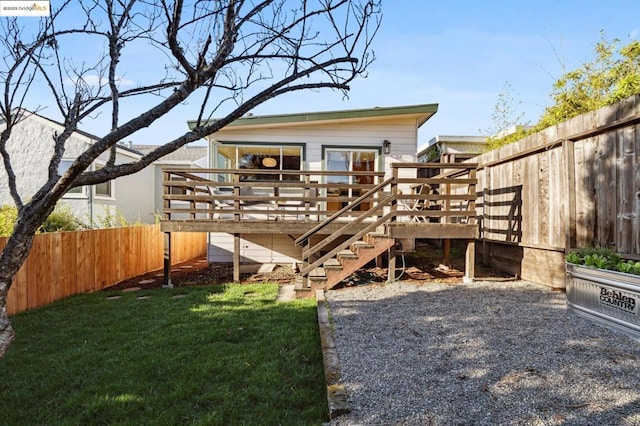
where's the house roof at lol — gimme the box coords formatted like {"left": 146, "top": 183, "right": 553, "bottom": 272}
{"left": 187, "top": 103, "right": 439, "bottom": 131}
{"left": 417, "top": 135, "right": 487, "bottom": 158}
{"left": 132, "top": 144, "right": 208, "bottom": 163}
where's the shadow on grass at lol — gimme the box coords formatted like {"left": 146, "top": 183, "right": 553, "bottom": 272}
{"left": 0, "top": 284, "right": 327, "bottom": 425}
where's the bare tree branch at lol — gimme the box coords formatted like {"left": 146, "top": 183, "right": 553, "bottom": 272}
{"left": 0, "top": 0, "right": 382, "bottom": 357}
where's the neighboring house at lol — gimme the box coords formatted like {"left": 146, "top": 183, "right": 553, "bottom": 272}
{"left": 417, "top": 135, "right": 487, "bottom": 164}
{"left": 130, "top": 143, "right": 208, "bottom": 215}
{"left": 187, "top": 103, "right": 439, "bottom": 264}
{"left": 0, "top": 110, "right": 203, "bottom": 227}
{"left": 416, "top": 135, "right": 487, "bottom": 178}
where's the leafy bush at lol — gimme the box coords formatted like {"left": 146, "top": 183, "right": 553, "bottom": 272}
{"left": 487, "top": 35, "right": 640, "bottom": 151}
{"left": 566, "top": 246, "right": 640, "bottom": 276}
{"left": 0, "top": 204, "right": 86, "bottom": 236}
{"left": 0, "top": 205, "right": 18, "bottom": 237}
{"left": 40, "top": 204, "right": 86, "bottom": 233}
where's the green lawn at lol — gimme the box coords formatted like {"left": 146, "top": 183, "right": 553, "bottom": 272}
{"left": 0, "top": 284, "right": 327, "bottom": 425}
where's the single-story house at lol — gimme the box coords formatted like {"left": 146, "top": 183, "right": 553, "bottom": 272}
{"left": 162, "top": 103, "right": 479, "bottom": 294}
{"left": 188, "top": 103, "right": 440, "bottom": 264}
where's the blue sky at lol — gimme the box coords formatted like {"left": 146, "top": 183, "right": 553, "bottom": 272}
{"left": 43, "top": 1, "right": 640, "bottom": 148}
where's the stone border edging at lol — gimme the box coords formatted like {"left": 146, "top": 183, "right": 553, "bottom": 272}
{"left": 316, "top": 289, "right": 350, "bottom": 419}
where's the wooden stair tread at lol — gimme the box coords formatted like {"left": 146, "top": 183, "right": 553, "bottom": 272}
{"left": 309, "top": 267, "right": 327, "bottom": 281}
{"left": 352, "top": 241, "right": 374, "bottom": 249}
{"left": 366, "top": 232, "right": 391, "bottom": 238}
{"left": 324, "top": 259, "right": 342, "bottom": 269}
{"left": 337, "top": 249, "right": 357, "bottom": 258}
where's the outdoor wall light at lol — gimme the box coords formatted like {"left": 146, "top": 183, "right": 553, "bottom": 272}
{"left": 382, "top": 139, "right": 391, "bottom": 155}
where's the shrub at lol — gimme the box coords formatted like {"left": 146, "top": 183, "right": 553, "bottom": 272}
{"left": 0, "top": 203, "right": 86, "bottom": 236}
{"left": 40, "top": 204, "right": 86, "bottom": 233}
{"left": 0, "top": 205, "right": 18, "bottom": 237}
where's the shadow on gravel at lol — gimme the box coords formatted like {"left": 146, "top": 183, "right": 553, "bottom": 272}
{"left": 327, "top": 282, "right": 640, "bottom": 425}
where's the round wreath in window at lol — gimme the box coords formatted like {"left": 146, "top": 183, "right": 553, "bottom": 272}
{"left": 262, "top": 157, "right": 277, "bottom": 168}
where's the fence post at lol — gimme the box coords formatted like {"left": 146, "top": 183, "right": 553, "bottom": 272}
{"left": 563, "top": 139, "right": 577, "bottom": 252}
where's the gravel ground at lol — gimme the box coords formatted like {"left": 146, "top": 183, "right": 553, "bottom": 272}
{"left": 326, "top": 280, "right": 640, "bottom": 425}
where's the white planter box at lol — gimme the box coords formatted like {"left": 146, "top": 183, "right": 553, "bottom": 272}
{"left": 566, "top": 263, "right": 640, "bottom": 341}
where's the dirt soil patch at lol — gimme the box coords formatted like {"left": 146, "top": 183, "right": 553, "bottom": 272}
{"left": 105, "top": 242, "right": 512, "bottom": 292}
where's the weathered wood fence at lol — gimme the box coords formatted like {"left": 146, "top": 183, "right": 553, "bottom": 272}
{"left": 0, "top": 224, "right": 206, "bottom": 315}
{"left": 474, "top": 94, "right": 640, "bottom": 288}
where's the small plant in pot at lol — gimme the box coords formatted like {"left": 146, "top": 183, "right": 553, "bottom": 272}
{"left": 566, "top": 246, "right": 640, "bottom": 276}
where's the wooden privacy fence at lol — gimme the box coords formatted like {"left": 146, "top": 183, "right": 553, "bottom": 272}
{"left": 0, "top": 224, "right": 206, "bottom": 315}
{"left": 473, "top": 94, "right": 640, "bottom": 288}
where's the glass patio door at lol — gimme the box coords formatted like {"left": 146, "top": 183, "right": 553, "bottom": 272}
{"left": 325, "top": 149, "right": 378, "bottom": 212}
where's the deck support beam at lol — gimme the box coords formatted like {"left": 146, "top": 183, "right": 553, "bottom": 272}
{"left": 163, "top": 232, "right": 173, "bottom": 288}
{"left": 233, "top": 233, "right": 241, "bottom": 282}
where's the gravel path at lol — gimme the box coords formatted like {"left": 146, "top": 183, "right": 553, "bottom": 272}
{"left": 326, "top": 280, "right": 640, "bottom": 425}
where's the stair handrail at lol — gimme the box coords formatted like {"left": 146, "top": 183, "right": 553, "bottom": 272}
{"left": 294, "top": 176, "right": 394, "bottom": 247}
{"left": 298, "top": 208, "right": 395, "bottom": 277}
{"left": 301, "top": 192, "right": 394, "bottom": 259}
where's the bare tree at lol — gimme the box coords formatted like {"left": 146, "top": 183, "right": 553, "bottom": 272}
{"left": 0, "top": 0, "right": 381, "bottom": 356}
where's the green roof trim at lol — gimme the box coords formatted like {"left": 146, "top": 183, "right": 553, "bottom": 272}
{"left": 187, "top": 103, "right": 438, "bottom": 130}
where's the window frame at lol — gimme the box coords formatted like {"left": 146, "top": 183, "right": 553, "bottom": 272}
{"left": 213, "top": 142, "right": 306, "bottom": 182}
{"left": 59, "top": 159, "right": 87, "bottom": 198}
{"left": 93, "top": 162, "right": 116, "bottom": 200}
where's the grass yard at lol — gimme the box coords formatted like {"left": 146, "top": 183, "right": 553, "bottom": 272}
{"left": 0, "top": 284, "right": 327, "bottom": 425}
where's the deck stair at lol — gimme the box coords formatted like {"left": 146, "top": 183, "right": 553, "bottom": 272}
{"left": 294, "top": 232, "right": 395, "bottom": 297}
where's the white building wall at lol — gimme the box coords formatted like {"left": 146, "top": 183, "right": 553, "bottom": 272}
{"left": 207, "top": 233, "right": 302, "bottom": 264}
{"left": 0, "top": 112, "right": 157, "bottom": 225}
{"left": 209, "top": 117, "right": 419, "bottom": 176}
{"left": 204, "top": 116, "right": 421, "bottom": 264}
{"left": 0, "top": 113, "right": 97, "bottom": 224}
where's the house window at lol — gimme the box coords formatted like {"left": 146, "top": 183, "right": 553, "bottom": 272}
{"left": 324, "top": 148, "right": 379, "bottom": 211}
{"left": 94, "top": 163, "right": 114, "bottom": 199}
{"left": 216, "top": 144, "right": 303, "bottom": 181}
{"left": 58, "top": 159, "right": 85, "bottom": 197}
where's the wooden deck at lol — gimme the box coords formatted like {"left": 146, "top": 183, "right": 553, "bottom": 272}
{"left": 161, "top": 164, "right": 477, "bottom": 236}
{"left": 161, "top": 163, "right": 478, "bottom": 291}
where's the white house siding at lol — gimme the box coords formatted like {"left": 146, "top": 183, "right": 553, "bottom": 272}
{"left": 204, "top": 115, "right": 422, "bottom": 265}
{"left": 208, "top": 117, "right": 419, "bottom": 176}
{"left": 98, "top": 161, "right": 156, "bottom": 225}
{"left": 0, "top": 112, "right": 157, "bottom": 225}
{"left": 0, "top": 113, "right": 99, "bottom": 222}
{"left": 207, "top": 233, "right": 302, "bottom": 264}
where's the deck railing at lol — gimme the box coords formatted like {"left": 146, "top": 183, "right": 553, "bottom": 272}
{"left": 161, "top": 164, "right": 477, "bottom": 225}
{"left": 162, "top": 168, "right": 387, "bottom": 221}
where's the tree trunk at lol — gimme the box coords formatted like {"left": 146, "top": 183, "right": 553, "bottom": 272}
{"left": 0, "top": 279, "right": 15, "bottom": 357}
{"left": 0, "top": 207, "right": 45, "bottom": 357}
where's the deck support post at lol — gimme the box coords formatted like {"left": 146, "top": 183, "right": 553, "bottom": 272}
{"left": 443, "top": 239, "right": 451, "bottom": 266}
{"left": 163, "top": 232, "right": 173, "bottom": 288}
{"left": 233, "top": 233, "right": 241, "bottom": 282}
{"left": 464, "top": 238, "right": 475, "bottom": 283}
{"left": 387, "top": 243, "right": 396, "bottom": 283}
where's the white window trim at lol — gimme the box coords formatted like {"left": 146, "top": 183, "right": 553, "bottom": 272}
{"left": 60, "top": 159, "right": 88, "bottom": 199}
{"left": 93, "top": 161, "right": 116, "bottom": 200}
